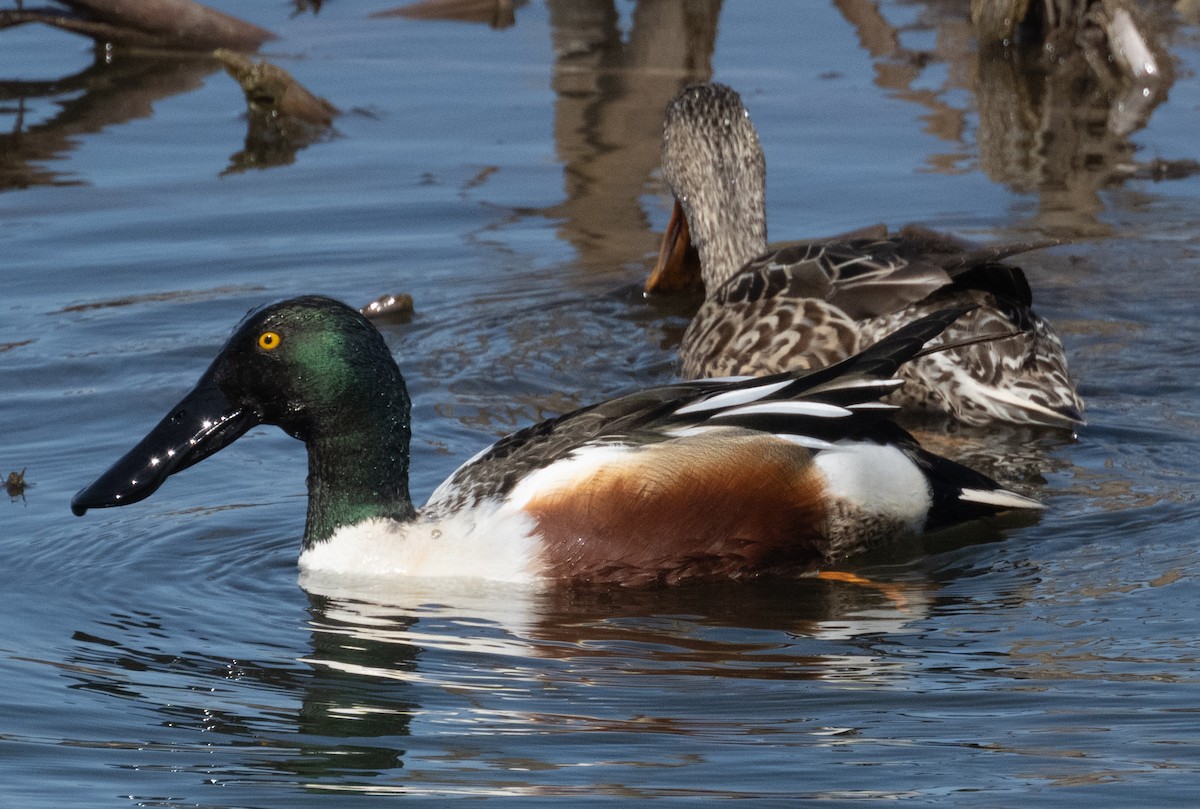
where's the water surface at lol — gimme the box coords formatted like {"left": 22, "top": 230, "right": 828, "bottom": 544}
{"left": 4, "top": 1, "right": 1200, "bottom": 805}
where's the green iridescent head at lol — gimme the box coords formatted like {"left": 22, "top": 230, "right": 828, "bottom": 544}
{"left": 73, "top": 296, "right": 417, "bottom": 545}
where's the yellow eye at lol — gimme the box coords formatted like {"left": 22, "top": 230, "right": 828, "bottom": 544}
{"left": 257, "top": 331, "right": 282, "bottom": 351}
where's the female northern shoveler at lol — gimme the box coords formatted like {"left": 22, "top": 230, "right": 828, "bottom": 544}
{"left": 646, "top": 82, "right": 1084, "bottom": 430}
{"left": 72, "top": 296, "right": 1040, "bottom": 586}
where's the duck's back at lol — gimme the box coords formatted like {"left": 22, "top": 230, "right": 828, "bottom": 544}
{"left": 680, "top": 229, "right": 1084, "bottom": 428}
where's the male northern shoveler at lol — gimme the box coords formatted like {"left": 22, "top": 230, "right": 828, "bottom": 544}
{"left": 646, "top": 81, "right": 1084, "bottom": 429}
{"left": 72, "top": 296, "right": 1040, "bottom": 586}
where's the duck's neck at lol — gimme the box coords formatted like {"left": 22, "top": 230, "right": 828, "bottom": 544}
{"left": 301, "top": 378, "right": 417, "bottom": 549}
{"left": 682, "top": 169, "right": 767, "bottom": 292}
{"left": 694, "top": 206, "right": 767, "bottom": 291}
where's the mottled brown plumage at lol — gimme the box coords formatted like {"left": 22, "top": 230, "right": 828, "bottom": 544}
{"left": 649, "top": 83, "right": 1084, "bottom": 429}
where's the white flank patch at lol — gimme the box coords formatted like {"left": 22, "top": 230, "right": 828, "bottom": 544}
{"left": 504, "top": 443, "right": 638, "bottom": 511}
{"left": 673, "top": 379, "right": 792, "bottom": 415}
{"left": 958, "top": 488, "right": 1044, "bottom": 511}
{"left": 813, "top": 442, "right": 931, "bottom": 531}
{"left": 712, "top": 401, "right": 851, "bottom": 419}
{"left": 297, "top": 503, "right": 542, "bottom": 584}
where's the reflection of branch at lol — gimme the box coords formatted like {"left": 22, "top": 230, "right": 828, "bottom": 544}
{"left": 0, "top": 0, "right": 274, "bottom": 51}
{"left": 0, "top": 56, "right": 219, "bottom": 191}
{"left": 214, "top": 50, "right": 339, "bottom": 175}
{"left": 0, "top": 44, "right": 337, "bottom": 189}
{"left": 381, "top": 0, "right": 721, "bottom": 282}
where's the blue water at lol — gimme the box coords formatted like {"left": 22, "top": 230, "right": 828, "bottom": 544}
{"left": 4, "top": 1, "right": 1200, "bottom": 805}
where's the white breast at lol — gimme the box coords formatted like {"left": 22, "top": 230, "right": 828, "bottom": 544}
{"left": 297, "top": 503, "right": 544, "bottom": 583}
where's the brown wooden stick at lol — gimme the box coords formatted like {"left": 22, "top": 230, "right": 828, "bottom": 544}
{"left": 2, "top": 0, "right": 274, "bottom": 51}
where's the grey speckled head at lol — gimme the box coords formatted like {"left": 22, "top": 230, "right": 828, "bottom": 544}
{"left": 662, "top": 82, "right": 768, "bottom": 290}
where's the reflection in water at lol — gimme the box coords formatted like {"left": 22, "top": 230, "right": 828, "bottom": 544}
{"left": 904, "top": 417, "right": 1076, "bottom": 490}
{"left": 972, "top": 33, "right": 1171, "bottom": 236}
{"left": 369, "top": 0, "right": 723, "bottom": 276}
{"left": 835, "top": 0, "right": 968, "bottom": 154}
{"left": 970, "top": 0, "right": 1170, "bottom": 93}
{"left": 300, "top": 571, "right": 933, "bottom": 681}
{"left": 52, "top": 604, "right": 420, "bottom": 787}
{"left": 834, "top": 0, "right": 1184, "bottom": 236}
{"left": 34, "top": 509, "right": 1198, "bottom": 799}
{"left": 0, "top": 55, "right": 218, "bottom": 191}
{"left": 294, "top": 572, "right": 939, "bottom": 797}
{"left": 42, "top": 572, "right": 934, "bottom": 794}
{"left": 0, "top": 2, "right": 1187, "bottom": 237}
{"left": 377, "top": 0, "right": 723, "bottom": 284}
{"left": 375, "top": 0, "right": 527, "bottom": 29}
{"left": 384, "top": 1, "right": 723, "bottom": 448}
{"left": 294, "top": 593, "right": 422, "bottom": 780}
{"left": 0, "top": 46, "right": 341, "bottom": 189}
{"left": 544, "top": 1, "right": 721, "bottom": 274}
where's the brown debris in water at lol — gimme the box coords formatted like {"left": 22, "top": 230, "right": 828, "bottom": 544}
{"left": 213, "top": 50, "right": 338, "bottom": 174}
{"left": 6, "top": 468, "right": 28, "bottom": 502}
{"left": 214, "top": 49, "right": 338, "bottom": 129}
{"left": 0, "top": 0, "right": 275, "bottom": 52}
{"left": 361, "top": 293, "right": 415, "bottom": 325}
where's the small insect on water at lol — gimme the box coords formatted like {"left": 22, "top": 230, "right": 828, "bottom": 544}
{"left": 6, "top": 468, "right": 28, "bottom": 503}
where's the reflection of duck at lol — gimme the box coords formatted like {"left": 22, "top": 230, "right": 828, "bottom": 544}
{"left": 970, "top": 0, "right": 1176, "bottom": 234}
{"left": 646, "top": 82, "right": 1084, "bottom": 430}
{"left": 301, "top": 573, "right": 938, "bottom": 682}
{"left": 971, "top": 0, "right": 1166, "bottom": 90}
{"left": 72, "top": 296, "right": 1039, "bottom": 586}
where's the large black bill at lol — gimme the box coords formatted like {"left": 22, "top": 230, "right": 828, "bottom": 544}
{"left": 71, "top": 377, "right": 259, "bottom": 516}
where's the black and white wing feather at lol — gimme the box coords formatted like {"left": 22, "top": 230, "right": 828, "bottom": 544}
{"left": 427, "top": 306, "right": 973, "bottom": 513}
